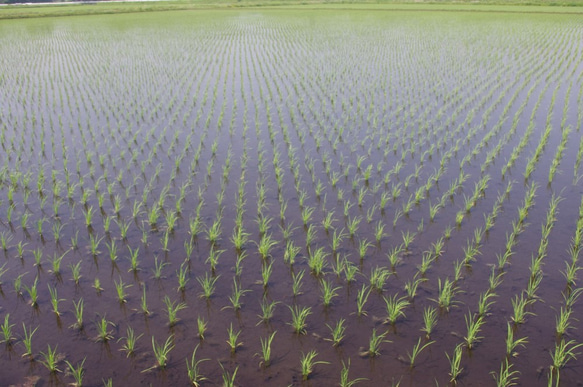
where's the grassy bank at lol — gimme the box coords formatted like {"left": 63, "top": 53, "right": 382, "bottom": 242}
{"left": 1, "top": 0, "right": 582, "bottom": 20}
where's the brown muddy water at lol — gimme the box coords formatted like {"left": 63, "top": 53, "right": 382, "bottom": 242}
{"left": 0, "top": 8, "right": 582, "bottom": 387}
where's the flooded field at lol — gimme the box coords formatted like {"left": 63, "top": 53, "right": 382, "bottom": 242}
{"left": 0, "top": 8, "right": 582, "bottom": 386}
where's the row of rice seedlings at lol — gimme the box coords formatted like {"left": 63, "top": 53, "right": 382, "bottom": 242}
{"left": 440, "top": 179, "right": 545, "bottom": 384}
{"left": 406, "top": 48, "right": 548, "bottom": 229}
{"left": 264, "top": 20, "right": 552, "bottom": 215}
{"left": 375, "top": 170, "right": 519, "bottom": 378}
{"left": 0, "top": 40, "right": 502, "bottom": 260}
{"left": 484, "top": 189, "right": 569, "bottom": 386}
{"left": 0, "top": 25, "right": 264, "bottom": 382}
{"left": 0, "top": 24, "right": 498, "bottom": 217}
{"left": 272, "top": 33, "right": 512, "bottom": 235}
{"left": 478, "top": 56, "right": 553, "bottom": 175}
{"left": 242, "top": 75, "right": 520, "bottom": 378}
{"left": 0, "top": 151, "right": 536, "bottom": 378}
{"left": 573, "top": 135, "right": 583, "bottom": 184}
{"left": 331, "top": 90, "right": 482, "bottom": 232}
{"left": 0, "top": 121, "right": 474, "bottom": 300}
{"left": 12, "top": 35, "right": 228, "bottom": 233}
{"left": 1, "top": 9, "right": 583, "bottom": 384}
{"left": 1, "top": 135, "right": 520, "bottom": 384}
{"left": 499, "top": 42, "right": 572, "bottom": 179}
{"left": 523, "top": 58, "right": 575, "bottom": 178}
{"left": 547, "top": 196, "right": 583, "bottom": 384}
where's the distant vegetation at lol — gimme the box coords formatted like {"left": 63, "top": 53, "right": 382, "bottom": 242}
{"left": 1, "top": 0, "right": 582, "bottom": 21}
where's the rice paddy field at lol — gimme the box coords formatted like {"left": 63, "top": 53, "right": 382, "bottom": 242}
{"left": 1, "top": 6, "right": 583, "bottom": 386}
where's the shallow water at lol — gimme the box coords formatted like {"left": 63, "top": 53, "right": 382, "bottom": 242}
{"left": 0, "top": 8, "right": 582, "bottom": 386}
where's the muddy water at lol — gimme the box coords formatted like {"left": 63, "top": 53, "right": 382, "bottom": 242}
{"left": 0, "top": 8, "right": 582, "bottom": 387}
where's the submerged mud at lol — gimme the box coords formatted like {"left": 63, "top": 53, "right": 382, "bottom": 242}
{"left": 0, "top": 8, "right": 582, "bottom": 386}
